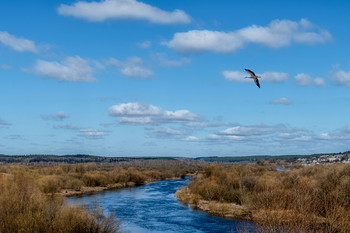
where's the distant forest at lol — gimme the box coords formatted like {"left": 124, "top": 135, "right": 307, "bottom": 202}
{"left": 0, "top": 154, "right": 176, "bottom": 164}
{"left": 0, "top": 151, "right": 349, "bottom": 164}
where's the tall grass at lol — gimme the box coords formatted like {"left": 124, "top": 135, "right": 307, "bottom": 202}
{"left": 0, "top": 160, "right": 201, "bottom": 195}
{"left": 0, "top": 159, "right": 202, "bottom": 232}
{"left": 0, "top": 171, "right": 119, "bottom": 233}
{"left": 181, "top": 163, "right": 350, "bottom": 232}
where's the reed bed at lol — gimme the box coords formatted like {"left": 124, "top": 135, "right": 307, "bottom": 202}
{"left": 177, "top": 163, "right": 350, "bottom": 232}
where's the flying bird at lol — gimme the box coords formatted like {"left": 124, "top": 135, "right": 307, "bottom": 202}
{"left": 245, "top": 68, "right": 261, "bottom": 88}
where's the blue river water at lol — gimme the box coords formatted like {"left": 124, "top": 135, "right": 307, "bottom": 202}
{"left": 68, "top": 178, "right": 256, "bottom": 233}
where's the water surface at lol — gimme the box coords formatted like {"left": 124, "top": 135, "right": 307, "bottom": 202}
{"left": 68, "top": 179, "right": 256, "bottom": 233}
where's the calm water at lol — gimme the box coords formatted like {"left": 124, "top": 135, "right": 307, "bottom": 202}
{"left": 68, "top": 179, "right": 256, "bottom": 233}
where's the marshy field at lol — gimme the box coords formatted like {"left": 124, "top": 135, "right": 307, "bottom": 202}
{"left": 0, "top": 155, "right": 349, "bottom": 232}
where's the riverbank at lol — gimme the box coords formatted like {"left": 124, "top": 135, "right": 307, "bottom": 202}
{"left": 175, "top": 187, "right": 252, "bottom": 220}
{"left": 60, "top": 181, "right": 137, "bottom": 196}
{"left": 61, "top": 177, "right": 184, "bottom": 197}
{"left": 175, "top": 163, "right": 350, "bottom": 232}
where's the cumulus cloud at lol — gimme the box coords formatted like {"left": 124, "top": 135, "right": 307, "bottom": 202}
{"left": 56, "top": 124, "right": 107, "bottom": 139}
{"left": 294, "top": 73, "right": 312, "bottom": 86}
{"left": 269, "top": 97, "right": 292, "bottom": 105}
{"left": 330, "top": 69, "right": 350, "bottom": 87}
{"left": 108, "top": 102, "right": 201, "bottom": 125}
{"left": 34, "top": 56, "right": 96, "bottom": 82}
{"left": 164, "top": 19, "right": 331, "bottom": 54}
{"left": 207, "top": 124, "right": 312, "bottom": 143}
{"left": 262, "top": 72, "right": 289, "bottom": 82}
{"left": 41, "top": 111, "right": 69, "bottom": 121}
{"left": 294, "top": 73, "right": 326, "bottom": 87}
{"left": 314, "top": 77, "right": 326, "bottom": 87}
{"left": 223, "top": 70, "right": 289, "bottom": 83}
{"left": 106, "top": 57, "right": 153, "bottom": 79}
{"left": 222, "top": 71, "right": 251, "bottom": 83}
{"left": 0, "top": 31, "right": 38, "bottom": 53}
{"left": 57, "top": 0, "right": 191, "bottom": 24}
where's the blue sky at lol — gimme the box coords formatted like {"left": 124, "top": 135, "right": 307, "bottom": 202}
{"left": 1, "top": 0, "right": 350, "bottom": 156}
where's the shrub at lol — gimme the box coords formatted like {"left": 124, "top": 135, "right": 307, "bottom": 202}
{"left": 38, "top": 176, "right": 63, "bottom": 194}
{"left": 0, "top": 173, "right": 119, "bottom": 233}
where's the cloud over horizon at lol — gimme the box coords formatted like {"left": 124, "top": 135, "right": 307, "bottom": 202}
{"left": 164, "top": 19, "right": 331, "bottom": 54}
{"left": 108, "top": 102, "right": 201, "bottom": 125}
{"left": 55, "top": 124, "right": 107, "bottom": 139}
{"left": 207, "top": 124, "right": 312, "bottom": 144}
{"left": 57, "top": 0, "right": 191, "bottom": 24}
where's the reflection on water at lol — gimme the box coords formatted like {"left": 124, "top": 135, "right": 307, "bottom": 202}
{"left": 68, "top": 179, "right": 256, "bottom": 233}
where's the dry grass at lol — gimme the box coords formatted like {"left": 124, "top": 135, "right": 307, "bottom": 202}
{"left": 0, "top": 171, "right": 119, "bottom": 233}
{"left": 0, "top": 160, "right": 202, "bottom": 232}
{"left": 178, "top": 163, "right": 350, "bottom": 232}
{"left": 0, "top": 160, "right": 200, "bottom": 196}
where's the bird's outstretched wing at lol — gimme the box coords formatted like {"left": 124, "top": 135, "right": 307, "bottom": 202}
{"left": 245, "top": 68, "right": 255, "bottom": 77}
{"left": 254, "top": 78, "right": 260, "bottom": 88}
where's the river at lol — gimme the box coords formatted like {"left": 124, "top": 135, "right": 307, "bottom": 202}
{"left": 68, "top": 178, "right": 256, "bottom": 233}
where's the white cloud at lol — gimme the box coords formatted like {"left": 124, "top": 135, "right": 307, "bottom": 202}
{"left": 222, "top": 71, "right": 251, "bottom": 83}
{"left": 219, "top": 125, "right": 278, "bottom": 136}
{"left": 56, "top": 124, "right": 107, "bottom": 139}
{"left": 106, "top": 57, "right": 153, "bottom": 79}
{"left": 269, "top": 97, "right": 292, "bottom": 105}
{"left": 79, "top": 128, "right": 107, "bottom": 139}
{"left": 109, "top": 102, "right": 201, "bottom": 124}
{"left": 207, "top": 124, "right": 312, "bottom": 144}
{"left": 315, "top": 125, "right": 350, "bottom": 141}
{"left": 294, "top": 73, "right": 312, "bottom": 86}
{"left": 109, "top": 102, "right": 162, "bottom": 116}
{"left": 0, "top": 31, "right": 38, "bottom": 53}
{"left": 314, "top": 77, "right": 326, "bottom": 87}
{"left": 41, "top": 111, "right": 69, "bottom": 121}
{"left": 164, "top": 19, "right": 331, "bottom": 54}
{"left": 57, "top": 0, "right": 191, "bottom": 24}
{"left": 262, "top": 72, "right": 289, "bottom": 82}
{"left": 34, "top": 56, "right": 96, "bottom": 82}
{"left": 330, "top": 69, "right": 350, "bottom": 87}
{"left": 294, "top": 73, "right": 326, "bottom": 87}
{"left": 183, "top": 136, "right": 199, "bottom": 141}
{"left": 223, "top": 70, "right": 288, "bottom": 83}
{"left": 137, "top": 41, "right": 151, "bottom": 49}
